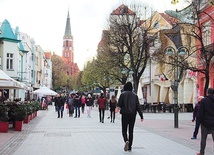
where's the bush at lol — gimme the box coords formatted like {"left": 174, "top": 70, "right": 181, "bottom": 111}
{"left": 14, "top": 104, "right": 27, "bottom": 121}
{"left": 0, "top": 104, "right": 9, "bottom": 122}
{"left": 9, "top": 104, "right": 27, "bottom": 121}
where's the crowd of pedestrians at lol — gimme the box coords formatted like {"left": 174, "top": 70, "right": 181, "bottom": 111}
{"left": 50, "top": 84, "right": 214, "bottom": 154}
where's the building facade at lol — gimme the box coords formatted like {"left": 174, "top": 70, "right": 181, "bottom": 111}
{"left": 0, "top": 19, "right": 53, "bottom": 101}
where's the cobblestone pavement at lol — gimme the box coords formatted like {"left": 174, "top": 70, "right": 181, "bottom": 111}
{"left": 0, "top": 105, "right": 213, "bottom": 155}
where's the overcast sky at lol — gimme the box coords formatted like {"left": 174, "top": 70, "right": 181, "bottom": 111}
{"left": 0, "top": 0, "right": 188, "bottom": 70}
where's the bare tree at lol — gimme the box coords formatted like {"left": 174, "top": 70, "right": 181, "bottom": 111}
{"left": 102, "top": 4, "right": 157, "bottom": 92}
{"left": 155, "top": 1, "right": 214, "bottom": 95}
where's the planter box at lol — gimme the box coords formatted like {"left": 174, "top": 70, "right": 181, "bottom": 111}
{"left": 24, "top": 115, "right": 31, "bottom": 124}
{"left": 34, "top": 111, "right": 37, "bottom": 117}
{"left": 15, "top": 121, "right": 23, "bottom": 131}
{"left": 0, "top": 122, "right": 9, "bottom": 132}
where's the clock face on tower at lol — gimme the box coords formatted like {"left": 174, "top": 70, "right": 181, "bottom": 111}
{"left": 69, "top": 47, "right": 72, "bottom": 50}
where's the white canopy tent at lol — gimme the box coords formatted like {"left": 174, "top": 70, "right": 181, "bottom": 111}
{"left": 33, "top": 86, "right": 57, "bottom": 96}
{"left": 0, "top": 69, "right": 26, "bottom": 89}
{"left": 0, "top": 69, "right": 12, "bottom": 80}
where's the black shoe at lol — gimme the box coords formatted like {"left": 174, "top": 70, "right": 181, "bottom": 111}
{"left": 191, "top": 137, "right": 197, "bottom": 139}
{"left": 74, "top": 116, "right": 77, "bottom": 118}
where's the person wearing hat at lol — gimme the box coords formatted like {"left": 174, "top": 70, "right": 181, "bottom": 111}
{"left": 118, "top": 82, "right": 143, "bottom": 152}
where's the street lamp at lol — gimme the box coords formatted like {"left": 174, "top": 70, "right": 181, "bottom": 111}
{"left": 165, "top": 46, "right": 188, "bottom": 128}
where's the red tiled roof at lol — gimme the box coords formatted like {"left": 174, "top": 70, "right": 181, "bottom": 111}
{"left": 111, "top": 4, "right": 135, "bottom": 15}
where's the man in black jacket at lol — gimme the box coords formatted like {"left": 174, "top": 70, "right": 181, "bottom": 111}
{"left": 197, "top": 88, "right": 214, "bottom": 155}
{"left": 74, "top": 93, "right": 81, "bottom": 118}
{"left": 118, "top": 82, "right": 143, "bottom": 152}
{"left": 55, "top": 94, "right": 65, "bottom": 118}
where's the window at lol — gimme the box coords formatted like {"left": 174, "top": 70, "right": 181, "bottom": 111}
{"left": 202, "top": 21, "right": 211, "bottom": 46}
{"left": 36, "top": 56, "right": 38, "bottom": 65}
{"left": 31, "top": 70, "right": 34, "bottom": 78}
{"left": 6, "top": 53, "right": 13, "bottom": 70}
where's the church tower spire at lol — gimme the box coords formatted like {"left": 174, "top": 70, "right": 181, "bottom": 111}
{"left": 62, "top": 10, "right": 74, "bottom": 63}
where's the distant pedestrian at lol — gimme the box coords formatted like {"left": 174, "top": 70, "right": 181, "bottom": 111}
{"left": 42, "top": 98, "right": 47, "bottom": 110}
{"left": 67, "top": 94, "right": 74, "bottom": 117}
{"left": 191, "top": 96, "right": 204, "bottom": 139}
{"left": 55, "top": 94, "right": 65, "bottom": 118}
{"left": 81, "top": 95, "right": 86, "bottom": 114}
{"left": 74, "top": 93, "right": 81, "bottom": 118}
{"left": 109, "top": 95, "right": 117, "bottom": 123}
{"left": 118, "top": 82, "right": 143, "bottom": 152}
{"left": 97, "top": 93, "right": 107, "bottom": 123}
{"left": 197, "top": 88, "right": 214, "bottom": 155}
{"left": 86, "top": 94, "right": 93, "bottom": 117}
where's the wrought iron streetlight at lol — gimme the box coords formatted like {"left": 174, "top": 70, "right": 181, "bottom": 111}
{"left": 165, "top": 46, "right": 188, "bottom": 128}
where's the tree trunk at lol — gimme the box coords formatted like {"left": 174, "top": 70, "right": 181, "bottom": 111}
{"left": 204, "top": 73, "right": 210, "bottom": 96}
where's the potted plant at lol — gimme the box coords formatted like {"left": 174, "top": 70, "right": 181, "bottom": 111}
{"left": 24, "top": 103, "right": 33, "bottom": 123}
{"left": 11, "top": 104, "right": 27, "bottom": 131}
{"left": 31, "top": 101, "right": 40, "bottom": 117}
{"left": 0, "top": 104, "right": 10, "bottom": 132}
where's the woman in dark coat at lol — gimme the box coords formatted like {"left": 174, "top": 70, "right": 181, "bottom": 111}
{"left": 109, "top": 95, "right": 117, "bottom": 123}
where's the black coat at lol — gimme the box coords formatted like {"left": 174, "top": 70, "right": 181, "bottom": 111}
{"left": 73, "top": 96, "right": 81, "bottom": 107}
{"left": 86, "top": 97, "right": 93, "bottom": 106}
{"left": 199, "top": 95, "right": 214, "bottom": 129}
{"left": 55, "top": 97, "right": 64, "bottom": 107}
{"left": 109, "top": 100, "right": 117, "bottom": 111}
{"left": 118, "top": 91, "right": 143, "bottom": 119}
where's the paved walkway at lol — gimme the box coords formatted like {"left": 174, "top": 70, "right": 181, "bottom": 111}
{"left": 0, "top": 105, "right": 213, "bottom": 155}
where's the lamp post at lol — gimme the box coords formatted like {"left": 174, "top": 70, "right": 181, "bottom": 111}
{"left": 165, "top": 46, "right": 187, "bottom": 128}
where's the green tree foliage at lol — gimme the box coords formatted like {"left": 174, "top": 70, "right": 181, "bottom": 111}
{"left": 51, "top": 54, "right": 68, "bottom": 91}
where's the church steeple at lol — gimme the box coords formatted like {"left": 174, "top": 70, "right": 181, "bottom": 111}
{"left": 64, "top": 11, "right": 72, "bottom": 37}
{"left": 62, "top": 10, "right": 74, "bottom": 64}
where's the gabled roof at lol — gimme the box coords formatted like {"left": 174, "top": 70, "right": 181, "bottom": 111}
{"left": 111, "top": 4, "right": 135, "bottom": 15}
{"left": 159, "top": 13, "right": 180, "bottom": 25}
{"left": 0, "top": 19, "right": 20, "bottom": 43}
